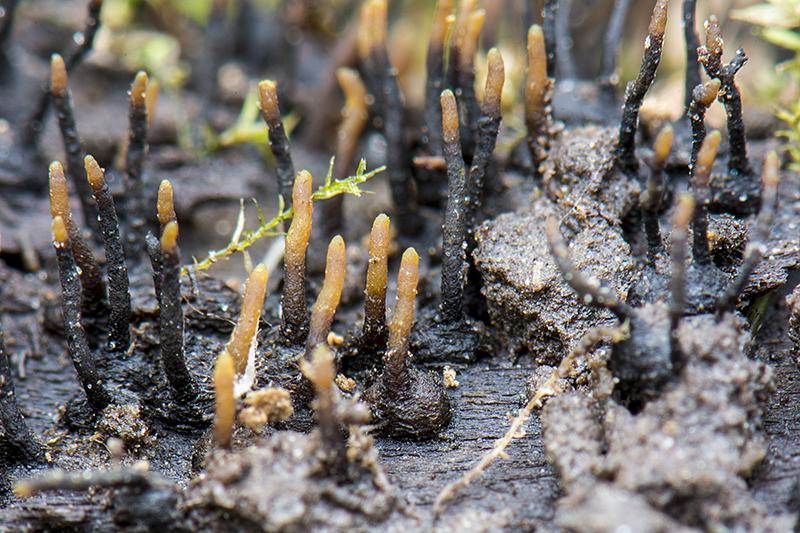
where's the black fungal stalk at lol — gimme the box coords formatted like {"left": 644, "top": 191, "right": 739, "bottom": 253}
{"left": 688, "top": 79, "right": 720, "bottom": 171}
{"left": 86, "top": 155, "right": 130, "bottom": 352}
{"left": 716, "top": 152, "right": 780, "bottom": 316}
{"left": 159, "top": 222, "right": 197, "bottom": 402}
{"left": 691, "top": 131, "right": 721, "bottom": 267}
{"left": 641, "top": 125, "right": 673, "bottom": 266}
{"left": 146, "top": 232, "right": 162, "bottom": 304}
{"left": 50, "top": 54, "right": 99, "bottom": 235}
{"left": 24, "top": 0, "right": 103, "bottom": 145}
{"left": 683, "top": 0, "right": 702, "bottom": 110}
{"left": 124, "top": 72, "right": 149, "bottom": 256}
{"left": 52, "top": 216, "right": 111, "bottom": 412}
{"left": 0, "top": 320, "right": 44, "bottom": 462}
{"left": 259, "top": 80, "right": 296, "bottom": 213}
{"left": 0, "top": 0, "right": 20, "bottom": 51}
{"left": 439, "top": 89, "right": 468, "bottom": 324}
{"left": 553, "top": 0, "right": 574, "bottom": 80}
{"left": 424, "top": 0, "right": 452, "bottom": 157}
{"left": 669, "top": 195, "right": 693, "bottom": 371}
{"left": 616, "top": 0, "right": 668, "bottom": 177}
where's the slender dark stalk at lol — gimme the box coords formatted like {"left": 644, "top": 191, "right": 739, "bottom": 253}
{"left": 641, "top": 125, "right": 673, "bottom": 265}
{"left": 305, "top": 236, "right": 346, "bottom": 361}
{"left": 86, "top": 155, "right": 130, "bottom": 352}
{"left": 0, "top": 320, "right": 45, "bottom": 462}
{"left": 159, "top": 222, "right": 196, "bottom": 402}
{"left": 24, "top": 0, "right": 103, "bottom": 145}
{"left": 599, "top": 0, "right": 631, "bottom": 85}
{"left": 447, "top": 0, "right": 476, "bottom": 92}
{"left": 525, "top": 25, "right": 549, "bottom": 169}
{"left": 0, "top": 0, "right": 20, "bottom": 49}
{"left": 687, "top": 79, "right": 720, "bottom": 173}
{"left": 546, "top": 218, "right": 632, "bottom": 320}
{"left": 718, "top": 49, "right": 749, "bottom": 176}
{"left": 49, "top": 161, "right": 105, "bottom": 318}
{"left": 383, "top": 248, "right": 419, "bottom": 386}
{"left": 542, "top": 0, "right": 557, "bottom": 79}
{"left": 465, "top": 49, "right": 504, "bottom": 230}
{"left": 456, "top": 9, "right": 485, "bottom": 160}
{"left": 716, "top": 152, "right": 779, "bottom": 316}
{"left": 691, "top": 130, "right": 721, "bottom": 267}
{"left": 124, "top": 71, "right": 149, "bottom": 256}
{"left": 361, "top": 214, "right": 390, "bottom": 360}
{"left": 683, "top": 0, "right": 701, "bottom": 110}
{"left": 145, "top": 232, "right": 162, "bottom": 305}
{"left": 50, "top": 54, "right": 99, "bottom": 235}
{"left": 53, "top": 216, "right": 111, "bottom": 411}
{"left": 259, "top": 80, "right": 296, "bottom": 213}
{"left": 424, "top": 0, "right": 454, "bottom": 157}
{"left": 616, "top": 0, "right": 668, "bottom": 177}
{"left": 670, "top": 194, "right": 693, "bottom": 370}
{"left": 281, "top": 171, "right": 313, "bottom": 347}
{"left": 440, "top": 90, "right": 468, "bottom": 324}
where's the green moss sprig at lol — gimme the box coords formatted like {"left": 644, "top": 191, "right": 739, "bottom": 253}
{"left": 186, "top": 158, "right": 383, "bottom": 273}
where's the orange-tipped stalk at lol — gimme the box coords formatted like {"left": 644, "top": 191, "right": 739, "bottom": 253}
{"left": 259, "top": 80, "right": 296, "bottom": 212}
{"left": 691, "top": 130, "right": 721, "bottom": 266}
{"left": 361, "top": 214, "right": 390, "bottom": 359}
{"left": 281, "top": 171, "right": 313, "bottom": 346}
{"left": 306, "top": 236, "right": 346, "bottom": 360}
{"left": 383, "top": 248, "right": 419, "bottom": 383}
{"left": 226, "top": 264, "right": 269, "bottom": 375}
{"left": 214, "top": 351, "right": 236, "bottom": 448}
{"left": 157, "top": 180, "right": 177, "bottom": 230}
{"left": 85, "top": 155, "right": 130, "bottom": 352}
{"left": 124, "top": 71, "right": 149, "bottom": 255}
{"left": 525, "top": 25, "right": 549, "bottom": 166}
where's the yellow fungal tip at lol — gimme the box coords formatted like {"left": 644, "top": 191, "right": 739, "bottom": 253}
{"left": 440, "top": 89, "right": 459, "bottom": 145}
{"left": 49, "top": 161, "right": 70, "bottom": 219}
{"left": 157, "top": 180, "right": 177, "bottom": 228}
{"left": 258, "top": 80, "right": 281, "bottom": 124}
{"left": 673, "top": 194, "right": 695, "bottom": 229}
{"left": 161, "top": 221, "right": 179, "bottom": 253}
{"left": 130, "top": 71, "right": 148, "bottom": 108}
{"left": 52, "top": 216, "right": 69, "bottom": 245}
{"left": 653, "top": 124, "right": 674, "bottom": 164}
{"left": 50, "top": 54, "right": 67, "bottom": 96}
{"left": 763, "top": 151, "right": 780, "bottom": 188}
{"left": 84, "top": 154, "right": 105, "bottom": 191}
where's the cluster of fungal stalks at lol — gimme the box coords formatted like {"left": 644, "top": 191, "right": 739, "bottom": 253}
{"left": 0, "top": 0, "right": 794, "bottom": 529}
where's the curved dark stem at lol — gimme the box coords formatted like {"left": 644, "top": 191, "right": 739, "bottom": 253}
{"left": 23, "top": 0, "right": 103, "bottom": 145}
{"left": 55, "top": 239, "right": 112, "bottom": 411}
{"left": 554, "top": 0, "right": 574, "bottom": 80}
{"left": 0, "top": 326, "right": 45, "bottom": 462}
{"left": 718, "top": 48, "right": 749, "bottom": 176}
{"left": 615, "top": 0, "right": 667, "bottom": 177}
{"left": 542, "top": 0, "right": 558, "bottom": 79}
{"left": 683, "top": 0, "right": 701, "bottom": 110}
{"left": 716, "top": 156, "right": 778, "bottom": 316}
{"left": 546, "top": 218, "right": 632, "bottom": 320}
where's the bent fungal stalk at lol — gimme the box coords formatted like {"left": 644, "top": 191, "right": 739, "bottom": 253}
{"left": 259, "top": 80, "right": 296, "bottom": 212}
{"left": 698, "top": 15, "right": 750, "bottom": 176}
{"left": 641, "top": 125, "right": 674, "bottom": 265}
{"left": 224, "top": 264, "right": 268, "bottom": 383}
{"left": 361, "top": 214, "right": 390, "bottom": 361}
{"left": 525, "top": 25, "right": 550, "bottom": 170}
{"left": 616, "top": 0, "right": 668, "bottom": 177}
{"left": 52, "top": 216, "right": 112, "bottom": 411}
{"left": 691, "top": 130, "right": 721, "bottom": 267}
{"left": 281, "top": 171, "right": 313, "bottom": 347}
{"left": 49, "top": 161, "right": 105, "bottom": 318}
{"left": 50, "top": 54, "right": 99, "bottom": 234}
{"left": 305, "top": 236, "right": 346, "bottom": 361}
{"left": 716, "top": 152, "right": 780, "bottom": 316}
{"left": 85, "top": 155, "right": 130, "bottom": 352}
{"left": 688, "top": 79, "right": 720, "bottom": 171}
{"left": 160, "top": 221, "right": 197, "bottom": 402}
{"left": 124, "top": 71, "right": 149, "bottom": 255}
